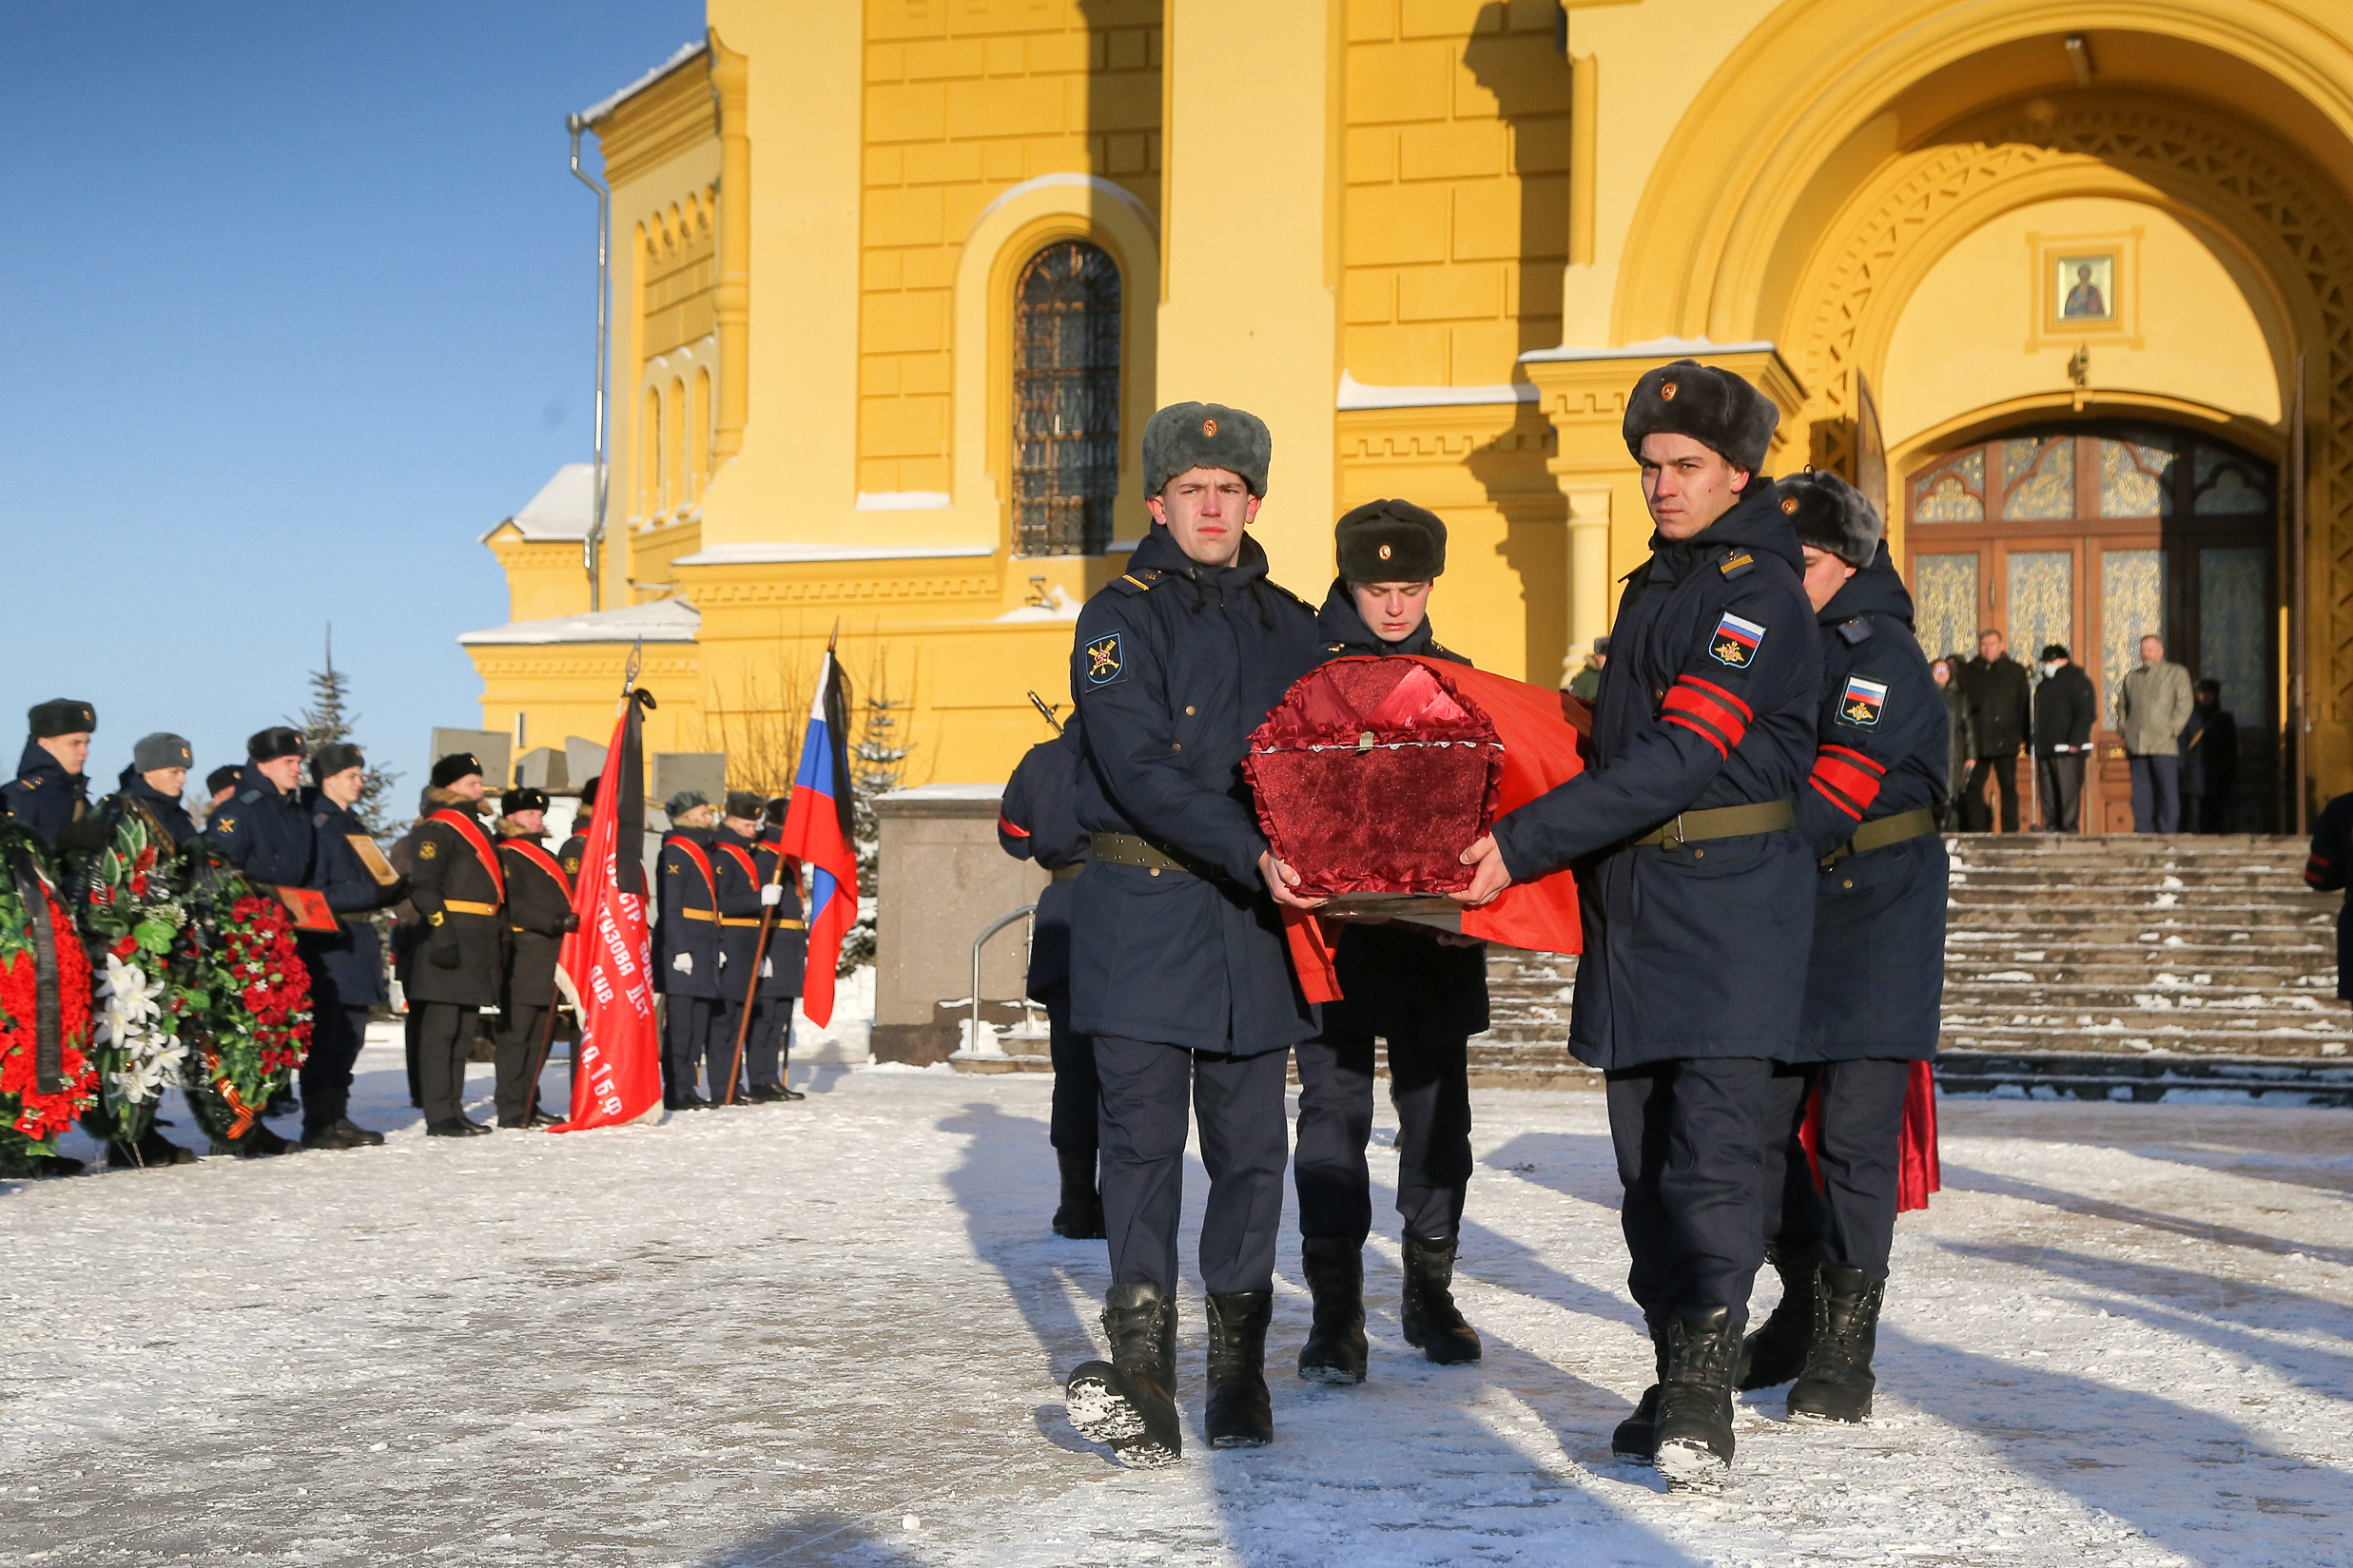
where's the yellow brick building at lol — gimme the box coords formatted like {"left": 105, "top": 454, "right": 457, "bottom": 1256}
{"left": 466, "top": 0, "right": 2353, "bottom": 831}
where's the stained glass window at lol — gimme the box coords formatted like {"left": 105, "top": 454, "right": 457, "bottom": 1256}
{"left": 1012, "top": 241, "right": 1121, "bottom": 556}
{"left": 2002, "top": 437, "right": 2074, "bottom": 520}
{"left": 2098, "top": 436, "right": 2174, "bottom": 517}
{"left": 2198, "top": 547, "right": 2268, "bottom": 728}
{"left": 1915, "top": 450, "right": 1985, "bottom": 522}
{"left": 2007, "top": 551, "right": 2073, "bottom": 673}
{"left": 2193, "top": 446, "right": 2270, "bottom": 515}
{"left": 2101, "top": 549, "right": 2165, "bottom": 724}
{"left": 1913, "top": 552, "right": 1980, "bottom": 664}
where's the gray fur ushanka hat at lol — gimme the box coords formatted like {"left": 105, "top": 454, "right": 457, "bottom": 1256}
{"left": 1622, "top": 358, "right": 1779, "bottom": 475}
{"left": 1141, "top": 401, "right": 1272, "bottom": 496}
{"left": 1774, "top": 470, "right": 1883, "bottom": 569}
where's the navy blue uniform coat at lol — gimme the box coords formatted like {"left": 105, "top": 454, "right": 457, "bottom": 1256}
{"left": 1309, "top": 581, "right": 1489, "bottom": 1040}
{"left": 4, "top": 740, "right": 88, "bottom": 852}
{"left": 999, "top": 723, "right": 1089, "bottom": 996}
{"left": 106, "top": 764, "right": 197, "bottom": 853}
{"left": 1068, "top": 525, "right": 1324, "bottom": 1056}
{"left": 1489, "top": 482, "right": 1822, "bottom": 1071}
{"left": 2305, "top": 793, "right": 2353, "bottom": 999}
{"left": 653, "top": 828, "right": 724, "bottom": 999}
{"left": 302, "top": 791, "right": 397, "bottom": 1009}
{"left": 207, "top": 764, "right": 316, "bottom": 888}
{"left": 1789, "top": 545, "right": 1948, "bottom": 1063}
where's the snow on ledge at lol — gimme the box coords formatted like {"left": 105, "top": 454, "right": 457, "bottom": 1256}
{"left": 855, "top": 491, "right": 953, "bottom": 511}
{"left": 1518, "top": 336, "right": 1779, "bottom": 363}
{"left": 458, "top": 597, "right": 700, "bottom": 647}
{"left": 879, "top": 783, "right": 1005, "bottom": 803}
{"left": 1337, "top": 371, "right": 1539, "bottom": 410}
{"left": 670, "top": 542, "right": 996, "bottom": 566}
{"left": 994, "top": 586, "right": 1079, "bottom": 621}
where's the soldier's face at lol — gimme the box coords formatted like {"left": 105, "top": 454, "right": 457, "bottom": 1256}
{"left": 447, "top": 773, "right": 486, "bottom": 803}
{"left": 256, "top": 754, "right": 304, "bottom": 792}
{"left": 674, "top": 805, "right": 713, "bottom": 829}
{"left": 1350, "top": 580, "right": 1432, "bottom": 643}
{"left": 510, "top": 808, "right": 547, "bottom": 834}
{"left": 144, "top": 765, "right": 187, "bottom": 798}
{"left": 1799, "top": 545, "right": 1857, "bottom": 611}
{"left": 36, "top": 732, "right": 88, "bottom": 776}
{"left": 1149, "top": 468, "right": 1260, "bottom": 568}
{"left": 321, "top": 765, "right": 365, "bottom": 807}
{"left": 723, "top": 815, "right": 758, "bottom": 838}
{"left": 1638, "top": 434, "right": 1749, "bottom": 539}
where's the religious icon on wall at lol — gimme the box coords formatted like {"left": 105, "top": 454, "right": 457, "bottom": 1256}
{"left": 2057, "top": 254, "right": 2115, "bottom": 320}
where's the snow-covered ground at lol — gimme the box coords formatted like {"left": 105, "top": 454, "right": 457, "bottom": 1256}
{"left": 4, "top": 1036, "right": 2351, "bottom": 1567}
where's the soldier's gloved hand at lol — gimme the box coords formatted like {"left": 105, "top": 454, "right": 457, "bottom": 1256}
{"left": 559, "top": 912, "right": 580, "bottom": 933}
{"left": 671, "top": 952, "right": 693, "bottom": 976}
{"left": 760, "top": 883, "right": 784, "bottom": 907}
{"left": 427, "top": 937, "right": 462, "bottom": 970}
{"left": 382, "top": 875, "right": 411, "bottom": 905}
{"left": 1450, "top": 834, "right": 1513, "bottom": 908}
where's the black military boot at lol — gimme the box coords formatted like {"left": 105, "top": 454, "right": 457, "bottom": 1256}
{"left": 1737, "top": 1245, "right": 1819, "bottom": 1390}
{"left": 1652, "top": 1307, "right": 1740, "bottom": 1489}
{"left": 1400, "top": 1231, "right": 1482, "bottom": 1365}
{"left": 223, "top": 1122, "right": 293, "bottom": 1157}
{"left": 1067, "top": 1282, "right": 1182, "bottom": 1467}
{"left": 1611, "top": 1325, "right": 1667, "bottom": 1463}
{"left": 1051, "top": 1151, "right": 1106, "bottom": 1240}
{"left": 1203, "top": 1290, "right": 1274, "bottom": 1448}
{"left": 1786, "top": 1265, "right": 1885, "bottom": 1423}
{"left": 1296, "top": 1237, "right": 1367, "bottom": 1384}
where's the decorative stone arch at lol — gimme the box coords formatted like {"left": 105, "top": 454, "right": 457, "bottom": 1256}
{"left": 949, "top": 174, "right": 1160, "bottom": 552}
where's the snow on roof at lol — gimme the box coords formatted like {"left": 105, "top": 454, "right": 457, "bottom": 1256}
{"left": 482, "top": 463, "right": 597, "bottom": 544}
{"left": 1337, "top": 371, "right": 1539, "bottom": 411}
{"left": 573, "top": 40, "right": 708, "bottom": 129}
{"left": 878, "top": 784, "right": 1004, "bottom": 803}
{"left": 458, "top": 597, "right": 699, "bottom": 647}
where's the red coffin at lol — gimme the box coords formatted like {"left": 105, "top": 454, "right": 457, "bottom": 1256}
{"left": 1244, "top": 658, "right": 1588, "bottom": 994}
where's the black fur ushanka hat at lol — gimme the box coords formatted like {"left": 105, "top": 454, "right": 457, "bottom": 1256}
{"left": 1622, "top": 358, "right": 1779, "bottom": 475}
{"left": 1335, "top": 498, "right": 1446, "bottom": 582}
{"left": 1774, "top": 469, "right": 1884, "bottom": 568}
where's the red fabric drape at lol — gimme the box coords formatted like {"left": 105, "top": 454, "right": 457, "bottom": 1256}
{"left": 1796, "top": 1060, "right": 1941, "bottom": 1214}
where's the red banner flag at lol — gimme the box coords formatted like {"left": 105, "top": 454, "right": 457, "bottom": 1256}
{"left": 552, "top": 695, "right": 663, "bottom": 1132}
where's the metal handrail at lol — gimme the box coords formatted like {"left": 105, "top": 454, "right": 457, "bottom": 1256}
{"left": 968, "top": 904, "right": 1039, "bottom": 1055}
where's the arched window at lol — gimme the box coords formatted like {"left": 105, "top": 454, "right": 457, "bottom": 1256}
{"left": 640, "top": 385, "right": 663, "bottom": 516}
{"left": 1012, "top": 240, "right": 1120, "bottom": 555}
{"left": 690, "top": 365, "right": 711, "bottom": 502}
{"left": 669, "top": 375, "right": 688, "bottom": 512}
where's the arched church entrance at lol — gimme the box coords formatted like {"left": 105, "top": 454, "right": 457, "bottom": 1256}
{"left": 1904, "top": 423, "right": 2279, "bottom": 831}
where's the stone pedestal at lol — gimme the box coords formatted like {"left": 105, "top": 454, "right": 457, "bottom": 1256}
{"left": 870, "top": 784, "right": 1046, "bottom": 1065}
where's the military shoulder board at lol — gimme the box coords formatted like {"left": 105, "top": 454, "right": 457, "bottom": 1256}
{"left": 1112, "top": 570, "right": 1161, "bottom": 596}
{"left": 1719, "top": 550, "right": 1757, "bottom": 579}
{"left": 1836, "top": 618, "right": 1875, "bottom": 646}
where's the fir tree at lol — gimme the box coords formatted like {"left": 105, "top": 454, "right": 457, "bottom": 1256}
{"left": 292, "top": 624, "right": 400, "bottom": 834}
{"left": 839, "top": 656, "right": 911, "bottom": 974}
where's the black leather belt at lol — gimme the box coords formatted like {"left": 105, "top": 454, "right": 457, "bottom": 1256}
{"left": 1819, "top": 806, "right": 1938, "bottom": 868}
{"left": 1628, "top": 800, "right": 1794, "bottom": 850}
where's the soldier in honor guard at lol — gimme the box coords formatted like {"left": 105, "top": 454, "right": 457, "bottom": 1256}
{"left": 1292, "top": 500, "right": 1487, "bottom": 1385}
{"left": 558, "top": 774, "right": 597, "bottom": 885}
{"left": 296, "top": 743, "right": 404, "bottom": 1152}
{"left": 391, "top": 755, "right": 493, "bottom": 1109}
{"left": 7, "top": 698, "right": 98, "bottom": 852}
{"left": 709, "top": 791, "right": 805, "bottom": 1103}
{"left": 744, "top": 796, "right": 808, "bottom": 1102}
{"left": 203, "top": 764, "right": 242, "bottom": 823}
{"left": 653, "top": 789, "right": 727, "bottom": 1110}
{"left": 1060, "top": 402, "right": 1325, "bottom": 1466}
{"left": 207, "top": 727, "right": 321, "bottom": 1152}
{"left": 997, "top": 713, "right": 1100, "bottom": 1236}
{"left": 402, "top": 754, "right": 508, "bottom": 1137}
{"left": 1736, "top": 471, "right": 1947, "bottom": 1423}
{"left": 1453, "top": 360, "right": 1822, "bottom": 1486}
{"left": 491, "top": 786, "right": 576, "bottom": 1128}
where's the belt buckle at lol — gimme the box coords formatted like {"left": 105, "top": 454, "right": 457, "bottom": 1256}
{"left": 1661, "top": 813, "right": 1685, "bottom": 852}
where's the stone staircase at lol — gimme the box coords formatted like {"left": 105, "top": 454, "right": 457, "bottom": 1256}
{"left": 947, "top": 834, "right": 2353, "bottom": 1102}
{"left": 1470, "top": 833, "right": 2353, "bottom": 1101}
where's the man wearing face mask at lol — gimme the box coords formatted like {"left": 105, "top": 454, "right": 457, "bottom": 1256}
{"left": 2032, "top": 645, "right": 2096, "bottom": 833}
{"left": 1291, "top": 498, "right": 1488, "bottom": 1388}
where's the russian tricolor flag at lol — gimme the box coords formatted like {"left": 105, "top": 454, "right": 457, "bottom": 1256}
{"left": 779, "top": 649, "right": 861, "bottom": 1026}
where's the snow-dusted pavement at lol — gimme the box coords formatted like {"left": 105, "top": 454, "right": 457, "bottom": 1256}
{"left": 5, "top": 1035, "right": 2352, "bottom": 1568}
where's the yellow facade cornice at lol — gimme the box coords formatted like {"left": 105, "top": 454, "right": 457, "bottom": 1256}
{"left": 594, "top": 47, "right": 715, "bottom": 189}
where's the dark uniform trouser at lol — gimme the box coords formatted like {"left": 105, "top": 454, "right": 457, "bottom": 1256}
{"left": 744, "top": 997, "right": 794, "bottom": 1089}
{"left": 2037, "top": 752, "right": 2086, "bottom": 832}
{"left": 1964, "top": 748, "right": 2022, "bottom": 832}
{"left": 663, "top": 996, "right": 717, "bottom": 1102}
{"left": 493, "top": 1003, "right": 549, "bottom": 1122}
{"left": 1040, "top": 986, "right": 1099, "bottom": 1156}
{"left": 1096, "top": 1036, "right": 1289, "bottom": 1298}
{"left": 403, "top": 1008, "right": 424, "bottom": 1106}
{"left": 414, "top": 1002, "right": 479, "bottom": 1125}
{"left": 301, "top": 1003, "right": 371, "bottom": 1136}
{"left": 1759, "top": 1058, "right": 1912, "bottom": 1280}
{"left": 1294, "top": 1026, "right": 1471, "bottom": 1244}
{"left": 1606, "top": 1056, "right": 1773, "bottom": 1338}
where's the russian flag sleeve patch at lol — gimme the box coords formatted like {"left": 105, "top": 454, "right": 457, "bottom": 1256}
{"left": 1708, "top": 610, "right": 1767, "bottom": 668}
{"left": 1838, "top": 674, "right": 1890, "bottom": 727}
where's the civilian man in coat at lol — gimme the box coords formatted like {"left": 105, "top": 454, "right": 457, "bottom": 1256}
{"left": 2181, "top": 680, "right": 2238, "bottom": 832}
{"left": 2032, "top": 644, "right": 2097, "bottom": 833}
{"left": 2117, "top": 634, "right": 2194, "bottom": 833}
{"left": 297, "top": 743, "right": 404, "bottom": 1151}
{"left": 1060, "top": 402, "right": 1325, "bottom": 1466}
{"left": 998, "top": 727, "right": 1099, "bottom": 1232}
{"left": 653, "top": 790, "right": 727, "bottom": 1110}
{"left": 743, "top": 797, "right": 807, "bottom": 1102}
{"left": 402, "top": 762, "right": 509, "bottom": 1136}
{"left": 6, "top": 698, "right": 97, "bottom": 852}
{"left": 493, "top": 786, "right": 576, "bottom": 1128}
{"left": 1739, "top": 473, "right": 1947, "bottom": 1424}
{"left": 1960, "top": 630, "right": 2031, "bottom": 832}
{"left": 1931, "top": 659, "right": 1972, "bottom": 827}
{"left": 1454, "top": 359, "right": 1821, "bottom": 1486}
{"left": 1293, "top": 499, "right": 1487, "bottom": 1386}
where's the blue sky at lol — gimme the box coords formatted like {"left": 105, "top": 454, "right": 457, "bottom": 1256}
{"left": 0, "top": 2, "right": 701, "bottom": 799}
